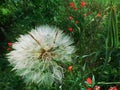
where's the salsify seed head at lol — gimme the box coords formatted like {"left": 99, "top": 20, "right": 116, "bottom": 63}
{"left": 7, "top": 25, "right": 75, "bottom": 86}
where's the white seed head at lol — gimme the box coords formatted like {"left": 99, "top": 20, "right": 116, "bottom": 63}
{"left": 7, "top": 25, "right": 75, "bottom": 86}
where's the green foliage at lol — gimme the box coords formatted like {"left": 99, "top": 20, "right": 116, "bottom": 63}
{"left": 0, "top": 0, "right": 120, "bottom": 90}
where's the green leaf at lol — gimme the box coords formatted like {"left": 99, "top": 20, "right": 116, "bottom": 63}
{"left": 79, "top": 83, "right": 82, "bottom": 87}
{"left": 92, "top": 75, "right": 95, "bottom": 88}
{"left": 82, "top": 63, "right": 86, "bottom": 71}
{"left": 1, "top": 8, "right": 9, "bottom": 15}
{"left": 81, "top": 87, "right": 85, "bottom": 90}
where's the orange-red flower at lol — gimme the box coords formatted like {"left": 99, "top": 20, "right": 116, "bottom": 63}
{"left": 68, "top": 16, "right": 72, "bottom": 20}
{"left": 113, "top": 86, "right": 118, "bottom": 90}
{"left": 88, "top": 11, "right": 91, "bottom": 15}
{"left": 67, "top": 66, "right": 72, "bottom": 72}
{"left": 86, "top": 88, "right": 92, "bottom": 90}
{"left": 86, "top": 77, "right": 92, "bottom": 84}
{"left": 8, "top": 42, "right": 12, "bottom": 46}
{"left": 68, "top": 28, "right": 73, "bottom": 32}
{"left": 80, "top": 1, "right": 86, "bottom": 7}
{"left": 74, "top": 7, "right": 77, "bottom": 11}
{"left": 108, "top": 86, "right": 117, "bottom": 90}
{"left": 94, "top": 85, "right": 100, "bottom": 90}
{"left": 69, "top": 2, "right": 74, "bottom": 8}
{"left": 96, "top": 13, "right": 101, "bottom": 17}
{"left": 7, "top": 48, "right": 11, "bottom": 51}
{"left": 75, "top": 20, "right": 79, "bottom": 24}
{"left": 83, "top": 14, "right": 87, "bottom": 17}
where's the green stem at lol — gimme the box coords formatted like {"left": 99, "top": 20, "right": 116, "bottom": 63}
{"left": 97, "top": 82, "right": 120, "bottom": 85}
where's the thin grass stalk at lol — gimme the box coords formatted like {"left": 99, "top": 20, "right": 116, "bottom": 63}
{"left": 111, "top": 4, "right": 119, "bottom": 48}
{"left": 97, "top": 82, "right": 120, "bottom": 85}
{"left": 99, "top": 0, "right": 119, "bottom": 81}
{"left": 107, "top": 1, "right": 119, "bottom": 48}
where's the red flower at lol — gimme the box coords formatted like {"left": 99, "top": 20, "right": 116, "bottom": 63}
{"left": 88, "top": 11, "right": 91, "bottom": 15}
{"left": 7, "top": 42, "right": 12, "bottom": 46}
{"left": 86, "top": 77, "right": 92, "bottom": 84}
{"left": 68, "top": 28, "right": 73, "bottom": 32}
{"left": 69, "top": 2, "right": 74, "bottom": 8}
{"left": 7, "top": 48, "right": 11, "bottom": 51}
{"left": 80, "top": 1, "right": 86, "bottom": 7}
{"left": 83, "top": 14, "right": 87, "bottom": 17}
{"left": 75, "top": 20, "right": 79, "bottom": 24}
{"left": 86, "top": 88, "right": 92, "bottom": 90}
{"left": 113, "top": 86, "right": 117, "bottom": 90}
{"left": 94, "top": 85, "right": 100, "bottom": 90}
{"left": 108, "top": 86, "right": 117, "bottom": 90}
{"left": 74, "top": 7, "right": 77, "bottom": 11}
{"left": 96, "top": 13, "right": 101, "bottom": 17}
{"left": 68, "top": 16, "right": 72, "bottom": 20}
{"left": 68, "top": 66, "right": 72, "bottom": 72}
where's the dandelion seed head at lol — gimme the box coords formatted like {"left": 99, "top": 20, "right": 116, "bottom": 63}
{"left": 7, "top": 25, "right": 75, "bottom": 86}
